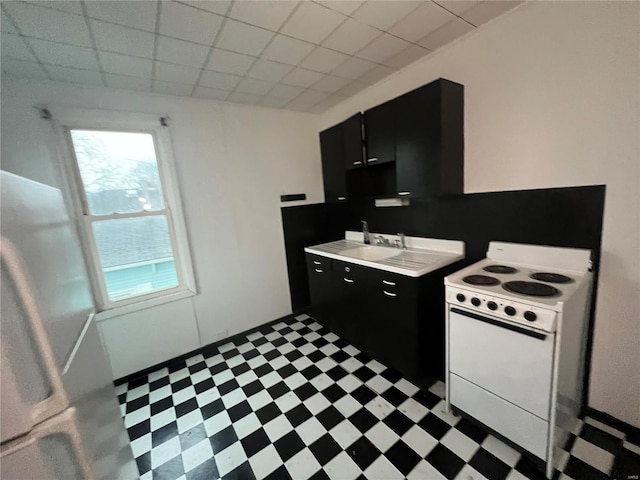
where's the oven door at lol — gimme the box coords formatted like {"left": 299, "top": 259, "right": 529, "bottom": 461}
{"left": 448, "top": 306, "right": 554, "bottom": 420}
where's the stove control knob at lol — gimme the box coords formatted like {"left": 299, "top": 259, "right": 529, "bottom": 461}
{"left": 456, "top": 293, "right": 466, "bottom": 302}
{"left": 505, "top": 306, "right": 516, "bottom": 316}
{"left": 524, "top": 311, "right": 537, "bottom": 322}
{"left": 487, "top": 301, "right": 498, "bottom": 311}
{"left": 471, "top": 297, "right": 481, "bottom": 307}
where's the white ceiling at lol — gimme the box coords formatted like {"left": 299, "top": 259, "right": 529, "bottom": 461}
{"left": 1, "top": 0, "right": 522, "bottom": 113}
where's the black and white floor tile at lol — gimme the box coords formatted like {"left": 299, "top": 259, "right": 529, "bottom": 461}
{"left": 116, "top": 314, "right": 640, "bottom": 480}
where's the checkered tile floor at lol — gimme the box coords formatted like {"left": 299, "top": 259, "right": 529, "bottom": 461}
{"left": 117, "top": 314, "right": 640, "bottom": 480}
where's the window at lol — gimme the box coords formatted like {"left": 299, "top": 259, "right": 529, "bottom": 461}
{"left": 59, "top": 113, "right": 195, "bottom": 313}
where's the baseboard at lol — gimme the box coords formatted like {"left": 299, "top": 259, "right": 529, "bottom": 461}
{"left": 583, "top": 406, "right": 640, "bottom": 445}
{"left": 114, "top": 310, "right": 308, "bottom": 386}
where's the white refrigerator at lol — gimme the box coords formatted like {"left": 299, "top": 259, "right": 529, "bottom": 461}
{"left": 0, "top": 171, "right": 138, "bottom": 479}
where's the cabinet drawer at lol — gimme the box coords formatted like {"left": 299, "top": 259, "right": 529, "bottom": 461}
{"left": 368, "top": 269, "right": 418, "bottom": 298}
{"left": 332, "top": 260, "right": 369, "bottom": 283}
{"left": 306, "top": 254, "right": 331, "bottom": 273}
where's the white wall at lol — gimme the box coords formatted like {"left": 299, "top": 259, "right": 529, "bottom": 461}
{"left": 1, "top": 79, "right": 323, "bottom": 378}
{"left": 320, "top": 2, "right": 640, "bottom": 427}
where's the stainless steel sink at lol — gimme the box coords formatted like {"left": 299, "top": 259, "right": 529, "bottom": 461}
{"left": 338, "top": 245, "right": 401, "bottom": 261}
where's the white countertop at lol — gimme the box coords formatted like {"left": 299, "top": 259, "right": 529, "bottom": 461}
{"left": 305, "top": 231, "right": 465, "bottom": 277}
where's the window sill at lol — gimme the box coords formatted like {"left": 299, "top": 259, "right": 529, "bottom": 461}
{"left": 95, "top": 289, "right": 197, "bottom": 322}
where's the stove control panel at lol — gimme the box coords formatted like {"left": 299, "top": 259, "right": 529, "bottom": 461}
{"left": 445, "top": 286, "right": 557, "bottom": 333}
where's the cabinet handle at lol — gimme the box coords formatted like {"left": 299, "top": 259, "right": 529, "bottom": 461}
{"left": 314, "top": 268, "right": 323, "bottom": 273}
{"left": 337, "top": 196, "right": 346, "bottom": 201}
{"left": 313, "top": 261, "right": 321, "bottom": 265}
{"left": 343, "top": 278, "right": 354, "bottom": 283}
{"left": 398, "top": 191, "right": 411, "bottom": 196}
{"left": 367, "top": 157, "right": 378, "bottom": 163}
{"left": 353, "top": 161, "right": 362, "bottom": 165}
{"left": 382, "top": 280, "right": 396, "bottom": 286}
{"left": 383, "top": 290, "right": 397, "bottom": 297}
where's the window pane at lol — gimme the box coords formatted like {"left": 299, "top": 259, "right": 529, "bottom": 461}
{"left": 69, "top": 130, "right": 165, "bottom": 215}
{"left": 92, "top": 216, "right": 178, "bottom": 301}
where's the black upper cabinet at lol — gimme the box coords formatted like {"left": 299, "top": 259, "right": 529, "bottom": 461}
{"left": 319, "top": 124, "right": 347, "bottom": 203}
{"left": 318, "top": 78, "right": 463, "bottom": 202}
{"left": 342, "top": 113, "right": 364, "bottom": 170}
{"left": 364, "top": 101, "right": 396, "bottom": 166}
{"left": 395, "top": 79, "right": 464, "bottom": 198}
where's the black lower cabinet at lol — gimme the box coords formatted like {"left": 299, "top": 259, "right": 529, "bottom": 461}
{"left": 306, "top": 253, "right": 451, "bottom": 387}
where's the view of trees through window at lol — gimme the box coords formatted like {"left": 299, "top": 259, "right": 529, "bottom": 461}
{"left": 69, "top": 130, "right": 178, "bottom": 302}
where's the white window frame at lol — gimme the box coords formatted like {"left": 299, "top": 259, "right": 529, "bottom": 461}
{"left": 53, "top": 107, "right": 196, "bottom": 319}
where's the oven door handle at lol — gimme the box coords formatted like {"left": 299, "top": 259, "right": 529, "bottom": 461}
{"left": 450, "top": 307, "right": 548, "bottom": 340}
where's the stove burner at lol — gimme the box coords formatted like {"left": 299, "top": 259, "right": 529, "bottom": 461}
{"left": 503, "top": 281, "right": 560, "bottom": 297}
{"left": 530, "top": 272, "right": 574, "bottom": 284}
{"left": 463, "top": 275, "right": 500, "bottom": 286}
{"left": 483, "top": 265, "right": 519, "bottom": 274}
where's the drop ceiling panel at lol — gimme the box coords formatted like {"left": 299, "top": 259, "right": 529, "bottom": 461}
{"left": 24, "top": 1, "right": 84, "bottom": 16}
{"left": 235, "top": 77, "right": 276, "bottom": 95}
{"left": 199, "top": 70, "right": 242, "bottom": 90}
{"left": 159, "top": 1, "right": 222, "bottom": 45}
{"left": 1, "top": 0, "right": 523, "bottom": 112}
{"left": 155, "top": 62, "right": 201, "bottom": 85}
{"left": 156, "top": 35, "right": 210, "bottom": 68}
{"left": 90, "top": 20, "right": 155, "bottom": 58}
{"left": 419, "top": 17, "right": 475, "bottom": 50}
{"left": 3, "top": 2, "right": 92, "bottom": 47}
{"left": 99, "top": 51, "right": 153, "bottom": 78}
{"left": 385, "top": 44, "right": 430, "bottom": 69}
{"left": 228, "top": 1, "right": 299, "bottom": 32}
{"left": 247, "top": 59, "right": 292, "bottom": 83}
{"left": 280, "top": 2, "right": 346, "bottom": 44}
{"left": 1, "top": 33, "right": 36, "bottom": 62}
{"left": 216, "top": 19, "right": 275, "bottom": 56}
{"left": 193, "top": 85, "right": 230, "bottom": 100}
{"left": 462, "top": 1, "right": 523, "bottom": 26}
{"left": 352, "top": 1, "right": 422, "bottom": 30}
{"left": 29, "top": 38, "right": 99, "bottom": 70}
{"left": 1, "top": 58, "right": 48, "bottom": 79}
{"left": 261, "top": 34, "right": 315, "bottom": 65}
{"left": 322, "top": 19, "right": 380, "bottom": 55}
{"left": 299, "top": 47, "right": 349, "bottom": 74}
{"left": 316, "top": 1, "right": 365, "bottom": 16}
{"left": 281, "top": 67, "right": 324, "bottom": 88}
{"left": 179, "top": 1, "right": 231, "bottom": 16}
{"left": 356, "top": 33, "right": 410, "bottom": 64}
{"left": 330, "top": 56, "right": 378, "bottom": 79}
{"left": 206, "top": 49, "right": 256, "bottom": 76}
{"left": 310, "top": 74, "right": 352, "bottom": 94}
{"left": 153, "top": 80, "right": 193, "bottom": 96}
{"left": 105, "top": 73, "right": 151, "bottom": 91}
{"left": 388, "top": 2, "right": 454, "bottom": 43}
{"left": 46, "top": 65, "right": 103, "bottom": 86}
{"left": 84, "top": 1, "right": 157, "bottom": 32}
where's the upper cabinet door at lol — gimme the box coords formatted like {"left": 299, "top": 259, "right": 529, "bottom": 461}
{"left": 395, "top": 79, "right": 464, "bottom": 198}
{"left": 342, "top": 113, "right": 364, "bottom": 170}
{"left": 319, "top": 124, "right": 347, "bottom": 203}
{"left": 364, "top": 102, "right": 396, "bottom": 166}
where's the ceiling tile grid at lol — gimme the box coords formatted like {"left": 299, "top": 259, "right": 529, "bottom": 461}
{"left": 1, "top": 0, "right": 523, "bottom": 112}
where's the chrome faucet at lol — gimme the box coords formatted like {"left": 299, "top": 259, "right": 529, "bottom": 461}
{"left": 398, "top": 233, "right": 407, "bottom": 249}
{"left": 375, "top": 235, "right": 390, "bottom": 246}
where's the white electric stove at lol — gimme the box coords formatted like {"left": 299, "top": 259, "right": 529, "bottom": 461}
{"left": 444, "top": 242, "right": 594, "bottom": 478}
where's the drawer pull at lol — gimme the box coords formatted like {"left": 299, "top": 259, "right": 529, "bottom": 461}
{"left": 313, "top": 261, "right": 321, "bottom": 265}
{"left": 314, "top": 269, "right": 323, "bottom": 273}
{"left": 382, "top": 280, "right": 396, "bottom": 286}
{"left": 383, "top": 290, "right": 397, "bottom": 297}
{"left": 337, "top": 196, "right": 346, "bottom": 201}
{"left": 344, "top": 278, "right": 354, "bottom": 283}
{"left": 353, "top": 161, "right": 362, "bottom": 165}
{"left": 398, "top": 191, "right": 411, "bottom": 196}
{"left": 367, "top": 157, "right": 378, "bottom": 163}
